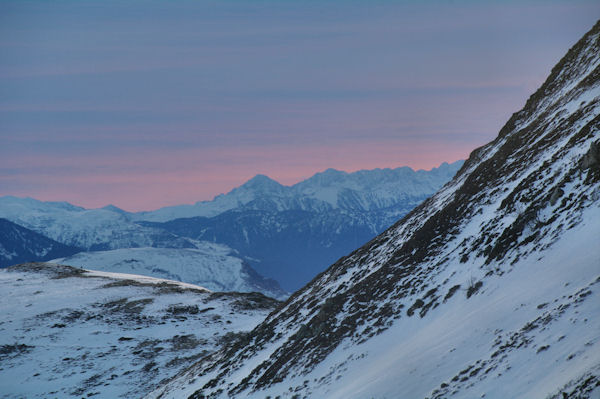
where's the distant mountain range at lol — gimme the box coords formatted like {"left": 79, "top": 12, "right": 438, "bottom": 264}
{"left": 0, "top": 161, "right": 462, "bottom": 292}
{"left": 0, "top": 196, "right": 198, "bottom": 251}
{"left": 133, "top": 161, "right": 463, "bottom": 222}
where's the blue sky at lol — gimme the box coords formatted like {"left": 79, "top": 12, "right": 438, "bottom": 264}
{"left": 1, "top": 1, "right": 598, "bottom": 210}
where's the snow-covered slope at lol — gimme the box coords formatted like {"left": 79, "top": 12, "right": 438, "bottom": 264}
{"left": 0, "top": 218, "right": 80, "bottom": 267}
{"left": 52, "top": 245, "right": 288, "bottom": 300}
{"left": 133, "top": 161, "right": 463, "bottom": 222}
{"left": 0, "top": 196, "right": 196, "bottom": 250}
{"left": 0, "top": 263, "right": 279, "bottom": 399}
{"left": 149, "top": 21, "right": 600, "bottom": 399}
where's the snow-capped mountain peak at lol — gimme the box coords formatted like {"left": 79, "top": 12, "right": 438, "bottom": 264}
{"left": 101, "top": 204, "right": 129, "bottom": 215}
{"left": 237, "top": 174, "right": 285, "bottom": 192}
{"left": 0, "top": 161, "right": 463, "bottom": 292}
{"left": 131, "top": 161, "right": 464, "bottom": 222}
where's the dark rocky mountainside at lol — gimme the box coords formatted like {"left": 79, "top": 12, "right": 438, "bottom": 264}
{"left": 149, "top": 21, "right": 600, "bottom": 399}
{"left": 0, "top": 218, "right": 80, "bottom": 268}
{"left": 142, "top": 208, "right": 398, "bottom": 291}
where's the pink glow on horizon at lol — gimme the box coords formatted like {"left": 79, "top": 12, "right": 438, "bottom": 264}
{"left": 2, "top": 1, "right": 597, "bottom": 214}
{"left": 1, "top": 140, "right": 474, "bottom": 212}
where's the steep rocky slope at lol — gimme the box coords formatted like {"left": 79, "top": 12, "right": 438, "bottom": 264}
{"left": 149, "top": 21, "right": 600, "bottom": 399}
{"left": 0, "top": 263, "right": 279, "bottom": 399}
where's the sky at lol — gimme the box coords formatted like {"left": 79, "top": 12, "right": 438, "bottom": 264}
{"left": 1, "top": 1, "right": 598, "bottom": 211}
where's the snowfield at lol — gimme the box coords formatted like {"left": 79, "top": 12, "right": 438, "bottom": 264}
{"left": 0, "top": 263, "right": 279, "bottom": 399}
{"left": 51, "top": 245, "right": 288, "bottom": 300}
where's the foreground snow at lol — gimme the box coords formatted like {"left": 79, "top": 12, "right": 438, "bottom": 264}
{"left": 0, "top": 263, "right": 279, "bottom": 399}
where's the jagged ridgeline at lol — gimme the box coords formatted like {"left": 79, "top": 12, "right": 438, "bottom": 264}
{"left": 149, "top": 21, "right": 600, "bottom": 399}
